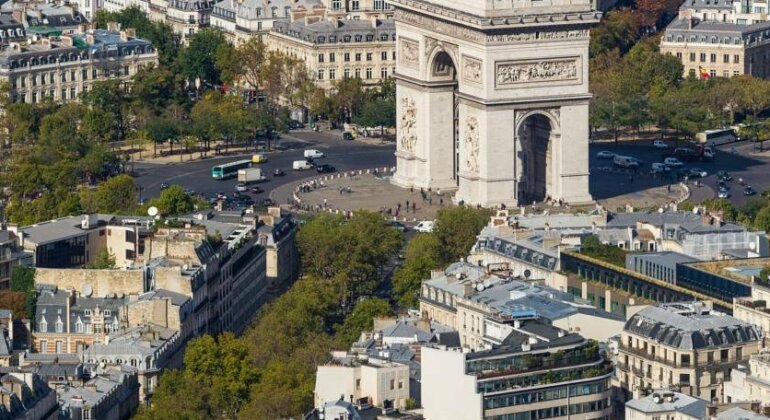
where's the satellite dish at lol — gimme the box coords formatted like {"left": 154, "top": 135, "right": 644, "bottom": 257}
{"left": 147, "top": 206, "right": 159, "bottom": 217}
{"left": 476, "top": 283, "right": 485, "bottom": 292}
{"left": 523, "top": 269, "right": 532, "bottom": 279}
{"left": 82, "top": 284, "right": 93, "bottom": 297}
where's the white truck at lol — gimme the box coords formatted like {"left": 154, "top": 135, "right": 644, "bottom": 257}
{"left": 238, "top": 167, "right": 267, "bottom": 183}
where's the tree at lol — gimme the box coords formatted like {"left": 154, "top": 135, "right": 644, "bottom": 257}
{"left": 333, "top": 77, "right": 367, "bottom": 122}
{"left": 433, "top": 207, "right": 493, "bottom": 264}
{"left": 703, "top": 198, "right": 736, "bottom": 221}
{"left": 87, "top": 248, "right": 117, "bottom": 269}
{"left": 10, "top": 266, "right": 35, "bottom": 318}
{"left": 754, "top": 205, "right": 770, "bottom": 231}
{"left": 589, "top": 9, "right": 640, "bottom": 58}
{"left": 355, "top": 95, "right": 396, "bottom": 138}
{"left": 144, "top": 117, "right": 180, "bottom": 157}
{"left": 82, "top": 80, "right": 129, "bottom": 140}
{"left": 148, "top": 185, "right": 195, "bottom": 216}
{"left": 131, "top": 64, "right": 183, "bottom": 112}
{"left": 94, "top": 174, "right": 137, "bottom": 214}
{"left": 335, "top": 298, "right": 392, "bottom": 346}
{"left": 216, "top": 37, "right": 266, "bottom": 90}
{"left": 178, "top": 28, "right": 229, "bottom": 86}
{"left": 393, "top": 234, "right": 442, "bottom": 308}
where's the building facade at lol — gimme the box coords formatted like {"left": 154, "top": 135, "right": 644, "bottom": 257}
{"left": 733, "top": 279, "right": 770, "bottom": 341}
{"left": 0, "top": 29, "right": 158, "bottom": 104}
{"left": 390, "top": 0, "right": 598, "bottom": 207}
{"left": 211, "top": 0, "right": 325, "bottom": 43}
{"left": 267, "top": 17, "right": 396, "bottom": 91}
{"left": 617, "top": 302, "right": 763, "bottom": 403}
{"left": 421, "top": 322, "right": 614, "bottom": 420}
{"left": 724, "top": 351, "right": 770, "bottom": 404}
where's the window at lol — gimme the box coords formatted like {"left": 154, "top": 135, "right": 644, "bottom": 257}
{"left": 317, "top": 69, "right": 324, "bottom": 80}
{"left": 381, "top": 51, "right": 387, "bottom": 61}
{"left": 700, "top": 53, "right": 706, "bottom": 62}
{"left": 681, "top": 354, "right": 690, "bottom": 367}
{"left": 366, "top": 52, "right": 373, "bottom": 61}
{"left": 689, "top": 52, "right": 696, "bottom": 62}
{"left": 84, "top": 309, "right": 92, "bottom": 316}
{"left": 689, "top": 68, "right": 696, "bottom": 77}
{"left": 94, "top": 324, "right": 102, "bottom": 334}
{"left": 332, "top": 0, "right": 341, "bottom": 8}
{"left": 38, "top": 320, "right": 47, "bottom": 333}
{"left": 40, "top": 340, "right": 48, "bottom": 353}
{"left": 75, "top": 320, "right": 84, "bottom": 333}
{"left": 710, "top": 53, "right": 717, "bottom": 62}
{"left": 355, "top": 68, "right": 361, "bottom": 78}
{"left": 390, "top": 379, "right": 395, "bottom": 390}
{"left": 737, "top": 348, "right": 742, "bottom": 359}
{"left": 55, "top": 319, "right": 63, "bottom": 333}
{"left": 329, "top": 53, "right": 335, "bottom": 63}
{"left": 344, "top": 52, "right": 350, "bottom": 62}
{"left": 329, "top": 69, "right": 336, "bottom": 80}
{"left": 61, "top": 89, "right": 66, "bottom": 100}
{"left": 374, "top": 0, "right": 385, "bottom": 9}
{"left": 318, "top": 53, "right": 324, "bottom": 63}
{"left": 344, "top": 68, "right": 350, "bottom": 78}
{"left": 104, "top": 310, "right": 111, "bottom": 316}
{"left": 366, "top": 68, "right": 372, "bottom": 79}
{"left": 679, "top": 373, "right": 690, "bottom": 384}
{"left": 734, "top": 54, "right": 740, "bottom": 64}
{"left": 355, "top": 53, "right": 362, "bottom": 61}
{"left": 381, "top": 67, "right": 388, "bottom": 79}
{"left": 351, "top": 0, "right": 359, "bottom": 10}
{"left": 55, "top": 341, "right": 63, "bottom": 353}
{"left": 710, "top": 69, "right": 716, "bottom": 78}
{"left": 123, "top": 65, "right": 129, "bottom": 76}
{"left": 676, "top": 52, "right": 682, "bottom": 60}
{"left": 61, "top": 72, "right": 66, "bottom": 82}
{"left": 724, "top": 54, "right": 730, "bottom": 63}
{"left": 723, "top": 70, "right": 730, "bottom": 77}
{"left": 356, "top": 379, "right": 361, "bottom": 390}
{"left": 398, "top": 380, "right": 404, "bottom": 389}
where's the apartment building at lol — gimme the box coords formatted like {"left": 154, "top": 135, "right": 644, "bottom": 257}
{"left": 211, "top": 0, "right": 324, "bottom": 43}
{"left": 2, "top": 2, "right": 87, "bottom": 35}
{"left": 421, "top": 320, "right": 614, "bottom": 420}
{"left": 56, "top": 366, "right": 139, "bottom": 419}
{"left": 267, "top": 17, "right": 396, "bottom": 90}
{"left": 733, "top": 278, "right": 770, "bottom": 338}
{"left": 419, "top": 262, "right": 626, "bottom": 348}
{"left": 617, "top": 302, "right": 763, "bottom": 403}
{"left": 254, "top": 206, "right": 300, "bottom": 290}
{"left": 101, "top": 0, "right": 214, "bottom": 40}
{"left": 0, "top": 28, "right": 158, "bottom": 105}
{"left": 724, "top": 350, "right": 770, "bottom": 404}
{"left": 0, "top": 229, "right": 24, "bottom": 289}
{"left": 0, "top": 371, "right": 58, "bottom": 419}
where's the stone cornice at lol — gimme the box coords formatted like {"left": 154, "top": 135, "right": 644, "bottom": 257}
{"left": 391, "top": 0, "right": 601, "bottom": 32}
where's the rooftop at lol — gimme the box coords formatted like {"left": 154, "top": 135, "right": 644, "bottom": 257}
{"left": 272, "top": 18, "right": 395, "bottom": 44}
{"left": 625, "top": 390, "right": 707, "bottom": 418}
{"left": 624, "top": 303, "right": 762, "bottom": 350}
{"left": 687, "top": 258, "right": 770, "bottom": 284}
{"left": 716, "top": 407, "right": 770, "bottom": 419}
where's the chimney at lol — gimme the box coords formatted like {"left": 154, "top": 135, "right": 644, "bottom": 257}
{"left": 106, "top": 21, "right": 121, "bottom": 32}
{"left": 60, "top": 36, "right": 73, "bottom": 47}
{"left": 463, "top": 283, "right": 474, "bottom": 297}
{"left": 86, "top": 34, "right": 95, "bottom": 45}
{"left": 41, "top": 38, "right": 51, "bottom": 49}
{"left": 688, "top": 17, "right": 694, "bottom": 29}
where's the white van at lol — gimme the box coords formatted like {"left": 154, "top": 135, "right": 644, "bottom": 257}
{"left": 292, "top": 160, "right": 314, "bottom": 170}
{"left": 613, "top": 155, "right": 639, "bottom": 168}
{"left": 415, "top": 220, "right": 435, "bottom": 233}
{"left": 650, "top": 163, "right": 670, "bottom": 174}
{"left": 304, "top": 149, "right": 324, "bottom": 159}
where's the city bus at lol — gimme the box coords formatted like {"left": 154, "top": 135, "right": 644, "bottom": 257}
{"left": 211, "top": 159, "right": 252, "bottom": 179}
{"left": 695, "top": 128, "right": 736, "bottom": 146}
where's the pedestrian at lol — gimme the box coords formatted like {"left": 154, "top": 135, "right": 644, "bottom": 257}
{"left": 323, "top": 198, "right": 328, "bottom": 208}
{"left": 437, "top": 188, "right": 441, "bottom": 196}
{"left": 406, "top": 199, "right": 410, "bottom": 210}
{"left": 397, "top": 202, "right": 401, "bottom": 210}
{"left": 420, "top": 187, "right": 424, "bottom": 195}
{"left": 339, "top": 187, "right": 343, "bottom": 195}
{"left": 429, "top": 197, "right": 433, "bottom": 206}
{"left": 440, "top": 198, "right": 444, "bottom": 206}
{"left": 395, "top": 208, "right": 400, "bottom": 217}
{"left": 501, "top": 203, "right": 507, "bottom": 210}
{"left": 412, "top": 202, "right": 416, "bottom": 212}
{"left": 410, "top": 186, "right": 414, "bottom": 193}
{"left": 667, "top": 184, "right": 671, "bottom": 193}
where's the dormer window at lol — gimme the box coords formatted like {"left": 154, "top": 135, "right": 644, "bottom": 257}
{"left": 84, "top": 309, "right": 92, "bottom": 316}
{"left": 75, "top": 319, "right": 84, "bottom": 333}
{"left": 39, "top": 319, "right": 48, "bottom": 333}
{"left": 355, "top": 35, "right": 362, "bottom": 42}
{"left": 343, "top": 35, "right": 351, "bottom": 42}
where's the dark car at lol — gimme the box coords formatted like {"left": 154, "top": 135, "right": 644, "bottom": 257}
{"left": 160, "top": 182, "right": 170, "bottom": 190}
{"left": 717, "top": 170, "right": 732, "bottom": 181}
{"left": 744, "top": 186, "right": 756, "bottom": 196}
{"left": 343, "top": 132, "right": 354, "bottom": 141}
{"left": 259, "top": 198, "right": 275, "bottom": 207}
{"left": 387, "top": 221, "right": 409, "bottom": 232}
{"left": 316, "top": 164, "right": 336, "bottom": 173}
{"left": 273, "top": 169, "right": 285, "bottom": 177}
{"left": 288, "top": 120, "right": 305, "bottom": 129}
{"left": 250, "top": 186, "right": 264, "bottom": 194}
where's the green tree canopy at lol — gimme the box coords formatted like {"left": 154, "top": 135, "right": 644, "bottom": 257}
{"left": 86, "top": 248, "right": 117, "bottom": 269}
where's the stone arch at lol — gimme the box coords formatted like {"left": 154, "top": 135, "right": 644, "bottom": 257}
{"left": 426, "top": 45, "right": 459, "bottom": 82}
{"left": 516, "top": 111, "right": 559, "bottom": 203}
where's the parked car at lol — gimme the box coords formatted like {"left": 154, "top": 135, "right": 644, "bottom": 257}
{"left": 288, "top": 120, "right": 305, "bottom": 129}
{"left": 653, "top": 139, "right": 669, "bottom": 149}
{"left": 664, "top": 157, "right": 684, "bottom": 167}
{"left": 415, "top": 220, "right": 435, "bottom": 233}
{"left": 744, "top": 186, "right": 756, "bottom": 196}
{"left": 387, "top": 221, "right": 409, "bottom": 232}
{"left": 273, "top": 168, "right": 285, "bottom": 177}
{"left": 316, "top": 164, "right": 336, "bottom": 173}
{"left": 596, "top": 151, "right": 615, "bottom": 159}
{"left": 343, "top": 132, "right": 354, "bottom": 141}
{"left": 304, "top": 149, "right": 325, "bottom": 159}
{"left": 234, "top": 183, "right": 249, "bottom": 192}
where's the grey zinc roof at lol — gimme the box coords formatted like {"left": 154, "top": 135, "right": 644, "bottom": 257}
{"left": 606, "top": 211, "right": 745, "bottom": 233}
{"left": 272, "top": 18, "right": 395, "bottom": 44}
{"left": 138, "top": 289, "right": 190, "bottom": 306}
{"left": 625, "top": 391, "right": 707, "bottom": 418}
{"left": 379, "top": 322, "right": 433, "bottom": 342}
{"left": 680, "top": 0, "right": 735, "bottom": 10}
{"left": 716, "top": 407, "right": 770, "bottom": 419}
{"left": 624, "top": 304, "right": 762, "bottom": 350}
{"left": 20, "top": 214, "right": 113, "bottom": 245}
{"left": 474, "top": 234, "right": 558, "bottom": 270}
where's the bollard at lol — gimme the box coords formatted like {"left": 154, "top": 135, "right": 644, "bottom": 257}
{"left": 366, "top": 169, "right": 370, "bottom": 174}
{"left": 359, "top": 170, "right": 363, "bottom": 175}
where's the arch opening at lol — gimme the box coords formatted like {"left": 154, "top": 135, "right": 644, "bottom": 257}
{"left": 517, "top": 113, "right": 554, "bottom": 203}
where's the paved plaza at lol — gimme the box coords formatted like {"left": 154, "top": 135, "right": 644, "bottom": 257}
{"left": 289, "top": 171, "right": 686, "bottom": 221}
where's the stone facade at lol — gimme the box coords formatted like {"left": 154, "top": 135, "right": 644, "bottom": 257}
{"left": 391, "top": 0, "right": 599, "bottom": 207}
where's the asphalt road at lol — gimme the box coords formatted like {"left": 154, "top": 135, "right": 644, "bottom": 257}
{"left": 133, "top": 130, "right": 397, "bottom": 203}
{"left": 589, "top": 140, "right": 770, "bottom": 207}
{"left": 133, "top": 132, "right": 770, "bottom": 209}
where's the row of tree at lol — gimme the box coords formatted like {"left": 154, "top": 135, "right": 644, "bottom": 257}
{"left": 138, "top": 206, "right": 491, "bottom": 418}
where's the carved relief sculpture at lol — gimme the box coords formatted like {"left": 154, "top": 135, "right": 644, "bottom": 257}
{"left": 463, "top": 56, "right": 482, "bottom": 83}
{"left": 464, "top": 115, "right": 480, "bottom": 173}
{"left": 399, "top": 97, "right": 417, "bottom": 153}
{"left": 400, "top": 38, "right": 419, "bottom": 68}
{"left": 497, "top": 58, "right": 578, "bottom": 86}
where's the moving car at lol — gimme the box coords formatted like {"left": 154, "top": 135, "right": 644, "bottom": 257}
{"left": 304, "top": 149, "right": 325, "bottom": 159}
{"left": 387, "top": 221, "right": 409, "bottom": 232}
{"left": 250, "top": 186, "right": 264, "bottom": 194}
{"left": 415, "top": 220, "right": 435, "bottom": 233}
{"left": 744, "top": 186, "right": 756, "bottom": 196}
{"left": 651, "top": 163, "right": 670, "bottom": 174}
{"left": 293, "top": 160, "right": 314, "bottom": 170}
{"left": 316, "top": 164, "right": 336, "bottom": 173}
{"left": 234, "top": 183, "right": 249, "bottom": 192}
{"left": 653, "top": 139, "right": 669, "bottom": 149}
{"left": 717, "top": 170, "right": 732, "bottom": 181}
{"left": 596, "top": 151, "right": 615, "bottom": 159}
{"left": 613, "top": 155, "right": 639, "bottom": 168}
{"left": 160, "top": 182, "right": 170, "bottom": 190}
{"left": 273, "top": 169, "right": 285, "bottom": 177}
{"left": 718, "top": 189, "right": 730, "bottom": 199}
{"left": 252, "top": 154, "right": 267, "bottom": 164}
{"left": 664, "top": 157, "right": 683, "bottom": 167}
{"left": 259, "top": 198, "right": 275, "bottom": 207}
{"left": 688, "top": 168, "right": 708, "bottom": 178}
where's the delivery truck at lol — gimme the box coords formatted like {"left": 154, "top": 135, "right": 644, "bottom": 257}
{"left": 238, "top": 167, "right": 267, "bottom": 183}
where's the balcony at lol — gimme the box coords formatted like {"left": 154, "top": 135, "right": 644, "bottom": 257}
{"left": 735, "top": 299, "right": 770, "bottom": 315}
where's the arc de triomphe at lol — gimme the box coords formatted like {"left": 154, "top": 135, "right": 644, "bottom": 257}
{"left": 390, "top": 0, "right": 600, "bottom": 207}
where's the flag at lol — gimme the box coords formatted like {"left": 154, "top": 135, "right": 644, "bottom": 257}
{"left": 699, "top": 66, "right": 710, "bottom": 79}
